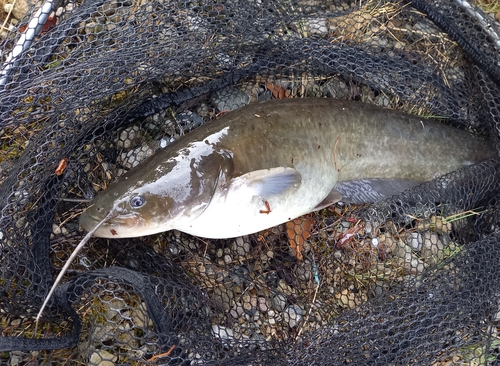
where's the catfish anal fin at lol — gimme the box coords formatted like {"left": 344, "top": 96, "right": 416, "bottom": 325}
{"left": 334, "top": 178, "right": 420, "bottom": 204}
{"left": 313, "top": 190, "right": 343, "bottom": 211}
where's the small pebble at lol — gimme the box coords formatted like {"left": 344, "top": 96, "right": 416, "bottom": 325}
{"left": 257, "top": 297, "right": 268, "bottom": 312}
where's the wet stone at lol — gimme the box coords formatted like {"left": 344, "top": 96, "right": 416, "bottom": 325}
{"left": 258, "top": 297, "right": 269, "bottom": 312}
{"left": 90, "top": 349, "right": 117, "bottom": 366}
{"left": 116, "top": 125, "right": 141, "bottom": 149}
{"left": 176, "top": 111, "right": 204, "bottom": 132}
{"left": 406, "top": 232, "right": 423, "bottom": 252}
{"left": 231, "top": 236, "right": 252, "bottom": 256}
{"left": 283, "top": 305, "right": 303, "bottom": 328}
{"left": 420, "top": 232, "right": 446, "bottom": 263}
{"left": 271, "top": 293, "right": 287, "bottom": 311}
{"left": 211, "top": 87, "right": 251, "bottom": 112}
{"left": 119, "top": 145, "right": 154, "bottom": 169}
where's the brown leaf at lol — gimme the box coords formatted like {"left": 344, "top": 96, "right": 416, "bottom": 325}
{"left": 54, "top": 158, "right": 68, "bottom": 176}
{"left": 286, "top": 217, "right": 315, "bottom": 260}
{"left": 265, "top": 83, "right": 291, "bottom": 99}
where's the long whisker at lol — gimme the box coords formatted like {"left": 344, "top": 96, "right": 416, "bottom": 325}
{"left": 35, "top": 211, "right": 115, "bottom": 324}
{"left": 60, "top": 197, "right": 93, "bottom": 203}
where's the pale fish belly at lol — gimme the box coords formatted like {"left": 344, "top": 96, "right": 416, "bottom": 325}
{"left": 177, "top": 162, "right": 339, "bottom": 239}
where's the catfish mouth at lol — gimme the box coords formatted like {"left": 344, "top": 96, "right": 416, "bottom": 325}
{"left": 80, "top": 210, "right": 141, "bottom": 237}
{"left": 79, "top": 211, "right": 102, "bottom": 232}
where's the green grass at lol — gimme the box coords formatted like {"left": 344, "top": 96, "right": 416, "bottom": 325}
{"left": 476, "top": 0, "right": 500, "bottom": 13}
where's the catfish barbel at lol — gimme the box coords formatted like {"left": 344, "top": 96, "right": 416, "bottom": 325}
{"left": 80, "top": 98, "right": 495, "bottom": 239}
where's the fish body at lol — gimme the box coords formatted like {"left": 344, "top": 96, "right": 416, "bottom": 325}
{"left": 80, "top": 98, "right": 494, "bottom": 239}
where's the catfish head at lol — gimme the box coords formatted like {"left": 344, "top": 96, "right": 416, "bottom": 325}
{"left": 80, "top": 137, "right": 234, "bottom": 238}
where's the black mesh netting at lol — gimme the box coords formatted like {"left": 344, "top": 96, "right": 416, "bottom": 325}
{"left": 1, "top": 0, "right": 500, "bottom": 364}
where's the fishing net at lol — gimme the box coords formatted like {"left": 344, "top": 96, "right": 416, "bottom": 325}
{"left": 1, "top": 0, "right": 500, "bottom": 364}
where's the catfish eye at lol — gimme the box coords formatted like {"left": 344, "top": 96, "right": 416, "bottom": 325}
{"left": 130, "top": 196, "right": 145, "bottom": 208}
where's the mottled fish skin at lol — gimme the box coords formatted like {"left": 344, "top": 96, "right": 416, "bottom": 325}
{"left": 79, "top": 98, "right": 495, "bottom": 239}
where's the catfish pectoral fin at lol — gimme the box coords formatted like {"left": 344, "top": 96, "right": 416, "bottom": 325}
{"left": 230, "top": 167, "right": 302, "bottom": 197}
{"left": 334, "top": 178, "right": 420, "bottom": 204}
